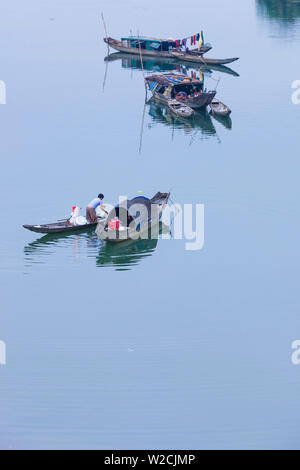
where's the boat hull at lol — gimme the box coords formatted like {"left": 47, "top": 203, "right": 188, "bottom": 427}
{"left": 153, "top": 90, "right": 216, "bottom": 109}
{"left": 23, "top": 221, "right": 98, "bottom": 234}
{"left": 171, "top": 51, "right": 239, "bottom": 65}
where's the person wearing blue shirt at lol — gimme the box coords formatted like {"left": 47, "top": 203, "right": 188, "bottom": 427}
{"left": 86, "top": 193, "right": 108, "bottom": 223}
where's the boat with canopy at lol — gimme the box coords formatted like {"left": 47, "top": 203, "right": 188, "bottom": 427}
{"left": 104, "top": 32, "right": 211, "bottom": 58}
{"left": 96, "top": 192, "right": 170, "bottom": 243}
{"left": 145, "top": 73, "right": 216, "bottom": 109}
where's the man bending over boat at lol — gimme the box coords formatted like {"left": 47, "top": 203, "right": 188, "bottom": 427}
{"left": 86, "top": 193, "right": 108, "bottom": 224}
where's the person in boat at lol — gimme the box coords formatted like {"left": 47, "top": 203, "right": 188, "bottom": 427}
{"left": 176, "top": 91, "right": 188, "bottom": 102}
{"left": 86, "top": 193, "right": 108, "bottom": 224}
{"left": 188, "top": 86, "right": 201, "bottom": 98}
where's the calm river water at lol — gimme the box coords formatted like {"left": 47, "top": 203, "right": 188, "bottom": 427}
{"left": 0, "top": 0, "right": 300, "bottom": 449}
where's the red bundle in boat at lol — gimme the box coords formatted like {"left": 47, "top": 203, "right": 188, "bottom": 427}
{"left": 108, "top": 218, "right": 120, "bottom": 230}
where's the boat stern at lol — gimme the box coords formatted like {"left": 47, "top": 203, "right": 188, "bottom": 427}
{"left": 188, "top": 90, "right": 216, "bottom": 109}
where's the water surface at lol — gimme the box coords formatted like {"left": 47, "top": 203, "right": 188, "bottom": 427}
{"left": 0, "top": 0, "right": 300, "bottom": 449}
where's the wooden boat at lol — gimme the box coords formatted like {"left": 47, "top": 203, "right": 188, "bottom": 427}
{"left": 96, "top": 192, "right": 170, "bottom": 243}
{"left": 209, "top": 98, "right": 231, "bottom": 116}
{"left": 104, "top": 36, "right": 212, "bottom": 58}
{"left": 167, "top": 99, "right": 194, "bottom": 118}
{"left": 23, "top": 219, "right": 99, "bottom": 234}
{"left": 146, "top": 73, "right": 216, "bottom": 109}
{"left": 171, "top": 51, "right": 239, "bottom": 65}
{"left": 23, "top": 207, "right": 111, "bottom": 234}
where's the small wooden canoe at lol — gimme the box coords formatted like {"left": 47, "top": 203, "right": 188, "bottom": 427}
{"left": 23, "top": 204, "right": 113, "bottom": 234}
{"left": 171, "top": 51, "right": 239, "bottom": 65}
{"left": 209, "top": 98, "right": 231, "bottom": 116}
{"left": 167, "top": 99, "right": 194, "bottom": 118}
{"left": 23, "top": 219, "right": 98, "bottom": 234}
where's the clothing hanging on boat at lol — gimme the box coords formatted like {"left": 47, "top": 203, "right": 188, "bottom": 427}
{"left": 198, "top": 31, "right": 204, "bottom": 51}
{"left": 176, "top": 32, "right": 204, "bottom": 47}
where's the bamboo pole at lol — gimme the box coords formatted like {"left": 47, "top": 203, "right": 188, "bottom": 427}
{"left": 137, "top": 31, "right": 148, "bottom": 99}
{"left": 102, "top": 58, "right": 109, "bottom": 92}
{"left": 139, "top": 101, "right": 146, "bottom": 155}
{"left": 101, "top": 12, "right": 110, "bottom": 55}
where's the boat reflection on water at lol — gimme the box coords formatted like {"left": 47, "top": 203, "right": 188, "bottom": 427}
{"left": 209, "top": 110, "right": 232, "bottom": 130}
{"left": 148, "top": 98, "right": 215, "bottom": 135}
{"left": 97, "top": 222, "right": 170, "bottom": 270}
{"left": 105, "top": 52, "right": 240, "bottom": 77}
{"left": 96, "top": 236, "right": 158, "bottom": 270}
{"left": 147, "top": 98, "right": 232, "bottom": 139}
{"left": 24, "top": 223, "right": 170, "bottom": 271}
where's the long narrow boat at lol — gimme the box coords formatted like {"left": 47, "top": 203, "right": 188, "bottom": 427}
{"left": 23, "top": 220, "right": 98, "bottom": 234}
{"left": 96, "top": 192, "right": 170, "bottom": 243}
{"left": 23, "top": 206, "right": 112, "bottom": 234}
{"left": 171, "top": 51, "right": 239, "bottom": 65}
{"left": 104, "top": 36, "right": 212, "bottom": 58}
{"left": 23, "top": 215, "right": 105, "bottom": 234}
